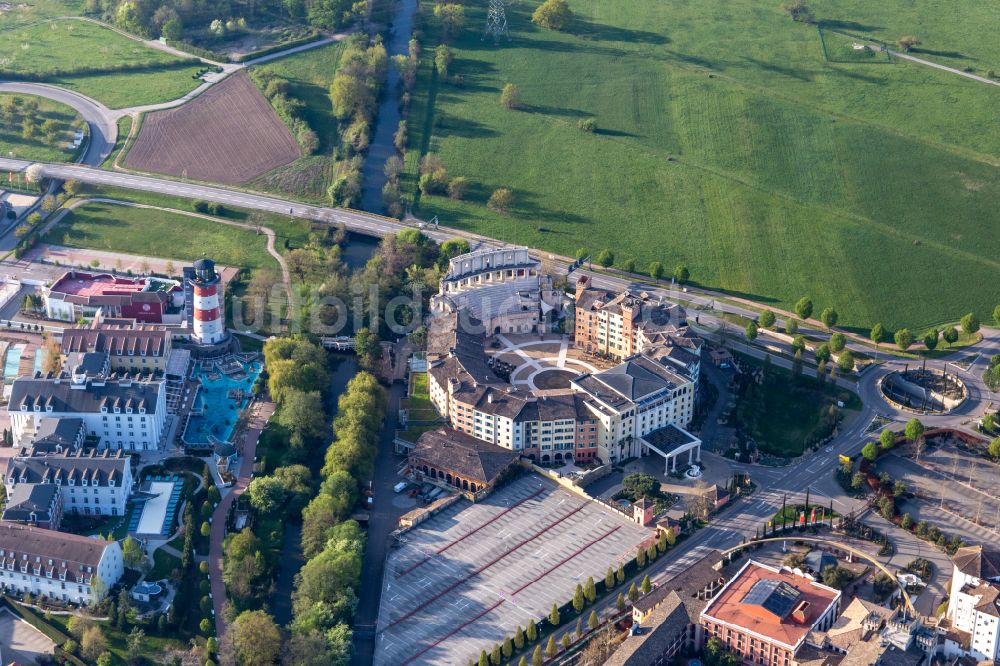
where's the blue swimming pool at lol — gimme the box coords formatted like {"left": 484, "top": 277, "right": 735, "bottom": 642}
{"left": 3, "top": 344, "right": 23, "bottom": 384}
{"left": 183, "top": 358, "right": 262, "bottom": 446}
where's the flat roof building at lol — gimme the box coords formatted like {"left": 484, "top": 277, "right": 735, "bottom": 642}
{"left": 700, "top": 560, "right": 842, "bottom": 666}
{"left": 44, "top": 271, "right": 183, "bottom": 325}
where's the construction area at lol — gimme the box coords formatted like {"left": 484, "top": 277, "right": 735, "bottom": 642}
{"left": 373, "top": 473, "right": 652, "bottom": 665}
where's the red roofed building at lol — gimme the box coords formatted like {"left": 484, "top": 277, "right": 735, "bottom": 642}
{"left": 44, "top": 271, "right": 183, "bottom": 324}
{"left": 700, "top": 560, "right": 842, "bottom": 666}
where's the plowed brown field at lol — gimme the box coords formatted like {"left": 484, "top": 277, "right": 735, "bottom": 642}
{"left": 124, "top": 71, "right": 300, "bottom": 184}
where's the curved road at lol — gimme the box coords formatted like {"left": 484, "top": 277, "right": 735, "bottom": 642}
{"left": 0, "top": 82, "right": 117, "bottom": 165}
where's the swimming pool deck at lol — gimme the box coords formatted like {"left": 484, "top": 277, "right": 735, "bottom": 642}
{"left": 181, "top": 357, "right": 262, "bottom": 447}
{"left": 134, "top": 480, "right": 179, "bottom": 536}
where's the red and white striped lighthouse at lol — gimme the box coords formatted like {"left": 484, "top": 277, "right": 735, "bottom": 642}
{"left": 189, "top": 258, "right": 226, "bottom": 345}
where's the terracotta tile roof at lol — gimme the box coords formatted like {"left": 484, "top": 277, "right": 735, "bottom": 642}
{"left": 410, "top": 427, "right": 517, "bottom": 485}
{"left": 953, "top": 545, "right": 1000, "bottom": 580}
{"left": 634, "top": 548, "right": 725, "bottom": 617}
{"left": 604, "top": 592, "right": 690, "bottom": 666}
{"left": 701, "top": 561, "right": 840, "bottom": 649}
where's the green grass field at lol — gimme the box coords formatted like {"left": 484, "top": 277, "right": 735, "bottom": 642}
{"left": 75, "top": 184, "right": 314, "bottom": 252}
{"left": 408, "top": 0, "right": 1000, "bottom": 333}
{"left": 0, "top": 93, "right": 84, "bottom": 162}
{"left": 0, "top": 19, "right": 202, "bottom": 108}
{"left": 248, "top": 41, "right": 347, "bottom": 202}
{"left": 813, "top": 0, "right": 1000, "bottom": 71}
{"left": 48, "top": 201, "right": 280, "bottom": 269}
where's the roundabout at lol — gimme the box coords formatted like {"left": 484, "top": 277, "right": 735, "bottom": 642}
{"left": 879, "top": 369, "right": 967, "bottom": 414}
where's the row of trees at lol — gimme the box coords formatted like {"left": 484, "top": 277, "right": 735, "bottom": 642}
{"left": 286, "top": 371, "right": 385, "bottom": 665}
{"left": 252, "top": 70, "right": 320, "bottom": 154}
{"left": 572, "top": 247, "right": 691, "bottom": 285}
{"left": 329, "top": 37, "right": 388, "bottom": 207}
{"left": 90, "top": 0, "right": 363, "bottom": 42}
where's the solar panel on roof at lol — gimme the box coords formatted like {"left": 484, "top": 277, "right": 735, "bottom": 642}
{"left": 742, "top": 579, "right": 802, "bottom": 619}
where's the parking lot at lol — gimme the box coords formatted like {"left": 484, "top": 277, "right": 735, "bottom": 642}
{"left": 875, "top": 435, "right": 1000, "bottom": 546}
{"left": 0, "top": 608, "right": 55, "bottom": 664}
{"left": 374, "top": 474, "right": 652, "bottom": 665}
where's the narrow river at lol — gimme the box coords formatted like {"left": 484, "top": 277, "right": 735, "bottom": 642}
{"left": 359, "top": 0, "right": 419, "bottom": 213}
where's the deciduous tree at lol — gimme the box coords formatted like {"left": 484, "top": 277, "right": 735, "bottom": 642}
{"left": 487, "top": 188, "right": 514, "bottom": 215}
{"left": 794, "top": 297, "right": 813, "bottom": 320}
{"left": 961, "top": 312, "right": 980, "bottom": 335}
{"left": 532, "top": 0, "right": 572, "bottom": 30}
{"left": 894, "top": 328, "right": 914, "bottom": 350}
{"left": 500, "top": 83, "right": 520, "bottom": 110}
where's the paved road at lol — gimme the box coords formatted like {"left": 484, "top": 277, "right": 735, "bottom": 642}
{"left": 209, "top": 399, "right": 274, "bottom": 649}
{"left": 889, "top": 49, "right": 1000, "bottom": 88}
{"left": 0, "top": 83, "right": 116, "bottom": 165}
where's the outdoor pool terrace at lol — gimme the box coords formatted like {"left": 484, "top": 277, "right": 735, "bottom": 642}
{"left": 129, "top": 475, "right": 182, "bottom": 537}
{"left": 182, "top": 355, "right": 262, "bottom": 448}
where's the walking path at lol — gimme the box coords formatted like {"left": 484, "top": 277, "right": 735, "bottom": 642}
{"left": 208, "top": 398, "right": 274, "bottom": 652}
{"left": 890, "top": 49, "right": 1000, "bottom": 88}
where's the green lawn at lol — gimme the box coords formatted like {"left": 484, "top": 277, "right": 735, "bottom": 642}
{"left": 402, "top": 371, "right": 439, "bottom": 420}
{"left": 814, "top": 0, "right": 1000, "bottom": 72}
{"left": 0, "top": 0, "right": 84, "bottom": 29}
{"left": 248, "top": 41, "right": 347, "bottom": 202}
{"left": 408, "top": 0, "right": 1000, "bottom": 332}
{"left": 101, "top": 115, "right": 134, "bottom": 168}
{"left": 0, "top": 93, "right": 84, "bottom": 162}
{"left": 0, "top": 19, "right": 202, "bottom": 108}
{"left": 47, "top": 201, "right": 280, "bottom": 269}
{"left": 148, "top": 548, "right": 182, "bottom": 580}
{"left": 73, "top": 184, "right": 314, "bottom": 252}
{"left": 729, "top": 353, "right": 861, "bottom": 457}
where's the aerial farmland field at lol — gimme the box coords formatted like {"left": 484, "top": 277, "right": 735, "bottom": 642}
{"left": 123, "top": 71, "right": 301, "bottom": 184}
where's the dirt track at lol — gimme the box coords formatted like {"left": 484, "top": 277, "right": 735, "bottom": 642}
{"left": 123, "top": 71, "right": 300, "bottom": 184}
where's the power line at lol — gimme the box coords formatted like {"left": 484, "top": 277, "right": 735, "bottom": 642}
{"left": 485, "top": 0, "right": 510, "bottom": 42}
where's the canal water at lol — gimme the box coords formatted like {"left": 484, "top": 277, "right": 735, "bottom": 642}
{"left": 359, "top": 0, "right": 419, "bottom": 213}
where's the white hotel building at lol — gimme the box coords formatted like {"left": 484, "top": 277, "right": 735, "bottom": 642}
{"left": 0, "top": 521, "right": 123, "bottom": 605}
{"left": 946, "top": 545, "right": 1000, "bottom": 661}
{"left": 7, "top": 353, "right": 167, "bottom": 452}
